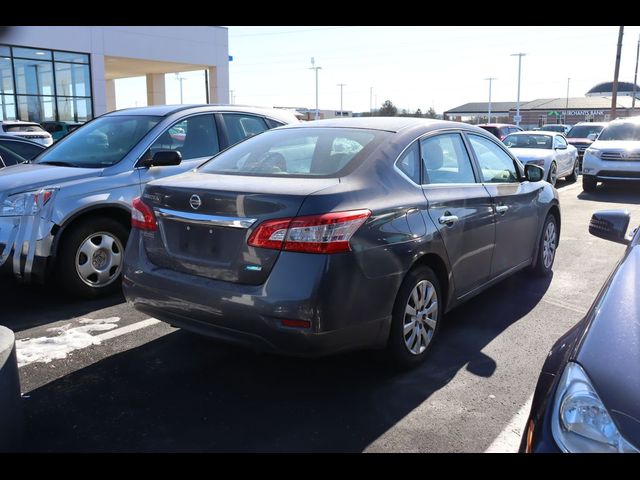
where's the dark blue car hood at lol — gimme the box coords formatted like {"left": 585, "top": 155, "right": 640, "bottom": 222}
{"left": 575, "top": 245, "right": 640, "bottom": 447}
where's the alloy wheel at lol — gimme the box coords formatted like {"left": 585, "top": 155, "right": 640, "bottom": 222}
{"left": 403, "top": 280, "right": 438, "bottom": 355}
{"left": 542, "top": 221, "right": 557, "bottom": 269}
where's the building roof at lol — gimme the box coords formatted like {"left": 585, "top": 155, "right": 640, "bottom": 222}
{"left": 520, "top": 97, "right": 635, "bottom": 110}
{"left": 587, "top": 81, "right": 640, "bottom": 95}
{"left": 443, "top": 101, "right": 522, "bottom": 115}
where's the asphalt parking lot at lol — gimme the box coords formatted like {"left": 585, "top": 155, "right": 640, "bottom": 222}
{"left": 2, "top": 180, "right": 639, "bottom": 452}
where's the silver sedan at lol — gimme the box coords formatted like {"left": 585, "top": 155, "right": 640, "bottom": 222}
{"left": 503, "top": 131, "right": 579, "bottom": 186}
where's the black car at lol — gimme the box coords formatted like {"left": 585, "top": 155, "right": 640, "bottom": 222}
{"left": 521, "top": 210, "right": 640, "bottom": 453}
{"left": 123, "top": 117, "right": 560, "bottom": 368}
{"left": 0, "top": 134, "right": 45, "bottom": 167}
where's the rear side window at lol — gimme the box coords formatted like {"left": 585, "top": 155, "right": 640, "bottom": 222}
{"left": 265, "top": 118, "right": 285, "bottom": 129}
{"left": 0, "top": 144, "right": 27, "bottom": 166}
{"left": 199, "top": 127, "right": 386, "bottom": 177}
{"left": 222, "top": 113, "right": 270, "bottom": 146}
{"left": 421, "top": 133, "right": 476, "bottom": 184}
{"left": 396, "top": 142, "right": 420, "bottom": 184}
{"left": 148, "top": 114, "right": 219, "bottom": 161}
{"left": 0, "top": 139, "right": 42, "bottom": 160}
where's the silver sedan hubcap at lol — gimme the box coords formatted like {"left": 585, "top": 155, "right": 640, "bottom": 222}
{"left": 542, "top": 221, "right": 557, "bottom": 269}
{"left": 403, "top": 280, "right": 438, "bottom": 355}
{"left": 549, "top": 164, "right": 557, "bottom": 185}
{"left": 75, "top": 232, "right": 123, "bottom": 287}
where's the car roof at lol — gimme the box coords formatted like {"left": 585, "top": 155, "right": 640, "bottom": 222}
{"left": 509, "top": 130, "right": 558, "bottom": 136}
{"left": 478, "top": 123, "right": 519, "bottom": 127}
{"left": 1, "top": 120, "right": 41, "bottom": 126}
{"left": 277, "top": 116, "right": 468, "bottom": 133}
{"left": 607, "top": 115, "right": 640, "bottom": 125}
{"left": 105, "top": 104, "right": 300, "bottom": 123}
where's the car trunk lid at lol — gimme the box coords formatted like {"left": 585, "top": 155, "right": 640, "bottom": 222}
{"left": 141, "top": 172, "right": 339, "bottom": 284}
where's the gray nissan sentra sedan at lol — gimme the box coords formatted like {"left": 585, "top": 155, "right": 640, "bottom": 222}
{"left": 123, "top": 117, "right": 560, "bottom": 368}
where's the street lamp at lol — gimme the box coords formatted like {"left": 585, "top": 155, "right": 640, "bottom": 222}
{"left": 565, "top": 78, "right": 570, "bottom": 124}
{"left": 511, "top": 53, "right": 526, "bottom": 126}
{"left": 337, "top": 83, "right": 346, "bottom": 115}
{"left": 485, "top": 77, "right": 496, "bottom": 123}
{"left": 309, "top": 57, "right": 322, "bottom": 120}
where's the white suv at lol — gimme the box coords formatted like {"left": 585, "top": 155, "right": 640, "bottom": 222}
{"left": 0, "top": 121, "right": 53, "bottom": 147}
{"left": 582, "top": 116, "right": 640, "bottom": 192}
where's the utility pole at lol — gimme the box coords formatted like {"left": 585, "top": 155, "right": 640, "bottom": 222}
{"left": 511, "top": 53, "right": 526, "bottom": 126}
{"left": 611, "top": 26, "right": 624, "bottom": 119}
{"left": 565, "top": 78, "right": 570, "bottom": 123}
{"left": 369, "top": 87, "right": 373, "bottom": 115}
{"left": 337, "top": 83, "right": 346, "bottom": 115}
{"left": 633, "top": 34, "right": 639, "bottom": 111}
{"left": 229, "top": 90, "right": 234, "bottom": 104}
{"left": 485, "top": 77, "right": 496, "bottom": 123}
{"left": 309, "top": 57, "right": 322, "bottom": 120}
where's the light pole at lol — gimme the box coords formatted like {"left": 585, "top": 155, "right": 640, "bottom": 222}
{"left": 511, "top": 53, "right": 526, "bottom": 126}
{"left": 633, "top": 35, "right": 639, "bottom": 111}
{"left": 369, "top": 87, "right": 373, "bottom": 115}
{"left": 565, "top": 78, "right": 570, "bottom": 123}
{"left": 309, "top": 57, "right": 322, "bottom": 120}
{"left": 485, "top": 77, "right": 496, "bottom": 123}
{"left": 337, "top": 83, "right": 346, "bottom": 115}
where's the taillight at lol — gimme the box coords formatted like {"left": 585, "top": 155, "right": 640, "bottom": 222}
{"left": 131, "top": 197, "right": 157, "bottom": 231}
{"left": 248, "top": 209, "right": 370, "bottom": 254}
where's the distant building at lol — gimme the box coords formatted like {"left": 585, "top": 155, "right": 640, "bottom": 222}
{"left": 276, "top": 107, "right": 353, "bottom": 121}
{"left": 586, "top": 81, "right": 640, "bottom": 98}
{"left": 444, "top": 96, "right": 640, "bottom": 128}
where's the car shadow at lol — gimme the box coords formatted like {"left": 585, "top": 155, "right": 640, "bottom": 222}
{"left": 21, "top": 271, "right": 552, "bottom": 452}
{"left": 0, "top": 277, "right": 124, "bottom": 332}
{"left": 577, "top": 183, "right": 640, "bottom": 205}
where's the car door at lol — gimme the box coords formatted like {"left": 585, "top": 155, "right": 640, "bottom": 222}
{"left": 553, "top": 135, "right": 572, "bottom": 176}
{"left": 420, "top": 131, "right": 495, "bottom": 296}
{"left": 465, "top": 133, "right": 541, "bottom": 277}
{"left": 137, "top": 113, "right": 222, "bottom": 185}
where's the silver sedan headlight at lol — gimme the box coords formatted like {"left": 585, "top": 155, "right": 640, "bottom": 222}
{"left": 551, "top": 362, "right": 639, "bottom": 453}
{"left": 0, "top": 189, "right": 54, "bottom": 217}
{"left": 525, "top": 158, "right": 546, "bottom": 167}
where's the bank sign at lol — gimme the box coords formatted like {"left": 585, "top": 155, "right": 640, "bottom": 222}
{"left": 565, "top": 110, "right": 605, "bottom": 115}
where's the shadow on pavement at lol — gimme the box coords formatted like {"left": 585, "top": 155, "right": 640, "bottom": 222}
{"left": 577, "top": 183, "right": 640, "bottom": 205}
{"left": 21, "top": 271, "right": 552, "bottom": 452}
{"left": 0, "top": 277, "right": 124, "bottom": 332}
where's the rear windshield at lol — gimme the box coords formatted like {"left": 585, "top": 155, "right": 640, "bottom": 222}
{"left": 4, "top": 124, "right": 45, "bottom": 133}
{"left": 540, "top": 125, "right": 565, "bottom": 132}
{"left": 199, "top": 127, "right": 387, "bottom": 177}
{"left": 479, "top": 126, "right": 500, "bottom": 137}
{"left": 566, "top": 125, "right": 604, "bottom": 138}
{"left": 598, "top": 123, "right": 640, "bottom": 141}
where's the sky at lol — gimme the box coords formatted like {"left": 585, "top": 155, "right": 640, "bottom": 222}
{"left": 116, "top": 26, "right": 640, "bottom": 114}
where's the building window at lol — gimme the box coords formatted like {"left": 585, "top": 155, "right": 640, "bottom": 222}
{"left": 0, "top": 43, "right": 92, "bottom": 123}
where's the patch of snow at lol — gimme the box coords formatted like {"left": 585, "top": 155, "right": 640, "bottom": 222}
{"left": 17, "top": 317, "right": 120, "bottom": 367}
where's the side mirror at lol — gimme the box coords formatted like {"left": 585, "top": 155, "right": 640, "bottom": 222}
{"left": 587, "top": 133, "right": 599, "bottom": 141}
{"left": 555, "top": 144, "right": 567, "bottom": 150}
{"left": 589, "top": 210, "right": 631, "bottom": 245}
{"left": 141, "top": 150, "right": 182, "bottom": 168}
{"left": 524, "top": 164, "right": 544, "bottom": 182}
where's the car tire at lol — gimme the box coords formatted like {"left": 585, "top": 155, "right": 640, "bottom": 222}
{"left": 582, "top": 175, "right": 597, "bottom": 192}
{"left": 531, "top": 213, "right": 558, "bottom": 277}
{"left": 387, "top": 265, "right": 442, "bottom": 370}
{"left": 547, "top": 162, "right": 558, "bottom": 186}
{"left": 56, "top": 217, "right": 129, "bottom": 298}
{"left": 566, "top": 158, "right": 579, "bottom": 182}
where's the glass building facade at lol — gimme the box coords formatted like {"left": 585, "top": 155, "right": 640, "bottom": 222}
{"left": 0, "top": 44, "right": 92, "bottom": 123}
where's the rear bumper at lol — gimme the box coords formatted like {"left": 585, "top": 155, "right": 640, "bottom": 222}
{"left": 122, "top": 231, "right": 394, "bottom": 357}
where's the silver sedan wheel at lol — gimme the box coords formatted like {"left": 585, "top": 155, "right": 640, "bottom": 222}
{"left": 548, "top": 163, "right": 557, "bottom": 186}
{"left": 542, "top": 221, "right": 557, "bottom": 269}
{"left": 75, "top": 231, "right": 124, "bottom": 288}
{"left": 403, "top": 280, "right": 438, "bottom": 355}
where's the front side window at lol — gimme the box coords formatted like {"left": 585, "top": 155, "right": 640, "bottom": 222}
{"left": 554, "top": 136, "right": 567, "bottom": 148}
{"left": 222, "top": 113, "right": 269, "bottom": 146}
{"left": 35, "top": 115, "right": 161, "bottom": 168}
{"left": 468, "top": 134, "right": 519, "bottom": 183}
{"left": 147, "top": 114, "right": 219, "bottom": 161}
{"left": 0, "top": 144, "right": 26, "bottom": 166}
{"left": 199, "top": 127, "right": 385, "bottom": 177}
{"left": 421, "top": 133, "right": 476, "bottom": 184}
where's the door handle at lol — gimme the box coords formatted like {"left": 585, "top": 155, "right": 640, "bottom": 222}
{"left": 438, "top": 214, "right": 459, "bottom": 226}
{"left": 495, "top": 205, "right": 509, "bottom": 215}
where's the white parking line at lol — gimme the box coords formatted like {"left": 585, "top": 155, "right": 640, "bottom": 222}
{"left": 542, "top": 298, "right": 588, "bottom": 315}
{"left": 96, "top": 318, "right": 161, "bottom": 342}
{"left": 484, "top": 394, "right": 533, "bottom": 453}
